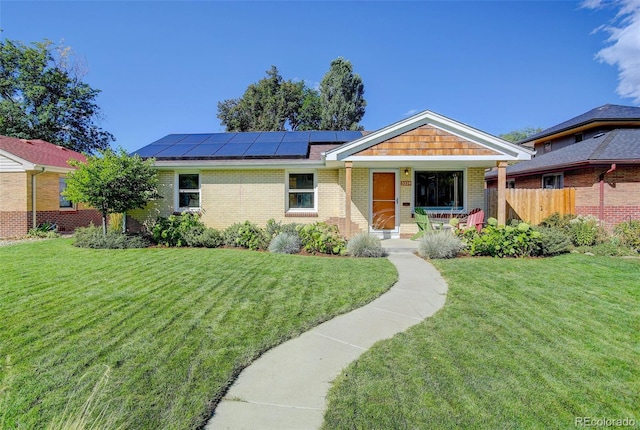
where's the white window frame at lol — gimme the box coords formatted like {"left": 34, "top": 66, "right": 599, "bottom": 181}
{"left": 286, "top": 170, "right": 317, "bottom": 212}
{"left": 59, "top": 176, "right": 76, "bottom": 210}
{"left": 542, "top": 173, "right": 564, "bottom": 189}
{"left": 175, "top": 172, "right": 201, "bottom": 212}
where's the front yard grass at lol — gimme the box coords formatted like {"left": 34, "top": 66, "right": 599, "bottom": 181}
{"left": 0, "top": 239, "right": 397, "bottom": 429}
{"left": 323, "top": 254, "right": 639, "bottom": 429}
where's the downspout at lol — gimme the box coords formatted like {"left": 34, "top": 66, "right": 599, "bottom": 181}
{"left": 599, "top": 164, "right": 616, "bottom": 221}
{"left": 32, "top": 167, "right": 46, "bottom": 230}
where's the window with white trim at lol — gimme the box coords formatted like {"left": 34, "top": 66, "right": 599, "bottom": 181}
{"left": 287, "top": 172, "right": 316, "bottom": 211}
{"left": 177, "top": 173, "right": 200, "bottom": 210}
{"left": 59, "top": 177, "right": 74, "bottom": 209}
{"left": 414, "top": 170, "right": 464, "bottom": 211}
{"left": 542, "top": 173, "right": 563, "bottom": 189}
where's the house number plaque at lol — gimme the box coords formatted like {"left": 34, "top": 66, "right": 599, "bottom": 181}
{"left": 401, "top": 181, "right": 411, "bottom": 186}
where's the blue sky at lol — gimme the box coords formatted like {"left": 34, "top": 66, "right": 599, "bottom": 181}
{"left": 1, "top": 1, "right": 639, "bottom": 153}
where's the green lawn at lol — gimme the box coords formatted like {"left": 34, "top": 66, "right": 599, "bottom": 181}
{"left": 0, "top": 239, "right": 397, "bottom": 429}
{"left": 323, "top": 254, "right": 639, "bottom": 429}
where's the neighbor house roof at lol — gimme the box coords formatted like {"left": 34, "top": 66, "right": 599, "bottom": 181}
{"left": 486, "top": 128, "right": 640, "bottom": 178}
{"left": 0, "top": 135, "right": 86, "bottom": 170}
{"left": 521, "top": 104, "right": 640, "bottom": 145}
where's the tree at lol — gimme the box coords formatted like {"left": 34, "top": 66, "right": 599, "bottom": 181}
{"left": 63, "top": 148, "right": 159, "bottom": 235}
{"left": 499, "top": 127, "right": 543, "bottom": 143}
{"left": 0, "top": 38, "right": 114, "bottom": 153}
{"left": 217, "top": 66, "right": 306, "bottom": 132}
{"left": 319, "top": 57, "right": 366, "bottom": 131}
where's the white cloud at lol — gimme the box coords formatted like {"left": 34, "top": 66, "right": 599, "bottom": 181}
{"left": 403, "top": 109, "right": 419, "bottom": 116}
{"left": 583, "top": 0, "right": 640, "bottom": 103}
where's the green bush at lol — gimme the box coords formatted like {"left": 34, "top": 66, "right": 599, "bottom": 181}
{"left": 614, "top": 220, "right": 640, "bottom": 252}
{"left": 567, "top": 215, "right": 607, "bottom": 247}
{"left": 183, "top": 227, "right": 223, "bottom": 248}
{"left": 268, "top": 232, "right": 301, "bottom": 254}
{"left": 223, "top": 221, "right": 268, "bottom": 250}
{"left": 533, "top": 226, "right": 572, "bottom": 256}
{"left": 297, "top": 222, "right": 346, "bottom": 255}
{"left": 151, "top": 212, "right": 205, "bottom": 247}
{"left": 346, "top": 233, "right": 386, "bottom": 258}
{"left": 28, "top": 221, "right": 59, "bottom": 238}
{"left": 419, "top": 231, "right": 465, "bottom": 259}
{"left": 469, "top": 222, "right": 541, "bottom": 258}
{"left": 265, "top": 219, "right": 300, "bottom": 239}
{"left": 539, "top": 212, "right": 576, "bottom": 230}
{"left": 74, "top": 224, "right": 149, "bottom": 249}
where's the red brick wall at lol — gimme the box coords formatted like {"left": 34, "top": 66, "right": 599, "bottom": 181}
{"left": 0, "top": 209, "right": 103, "bottom": 238}
{"left": 0, "top": 211, "right": 29, "bottom": 239}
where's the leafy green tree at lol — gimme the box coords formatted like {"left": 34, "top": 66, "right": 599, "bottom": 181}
{"left": 319, "top": 57, "right": 366, "bottom": 131}
{"left": 63, "top": 148, "right": 159, "bottom": 235}
{"left": 290, "top": 87, "right": 321, "bottom": 131}
{"left": 499, "top": 127, "right": 543, "bottom": 143}
{"left": 0, "top": 38, "right": 114, "bottom": 153}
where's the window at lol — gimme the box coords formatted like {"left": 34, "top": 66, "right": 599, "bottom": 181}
{"left": 177, "top": 173, "right": 200, "bottom": 210}
{"left": 506, "top": 179, "right": 516, "bottom": 189}
{"left": 414, "top": 170, "right": 464, "bottom": 211}
{"left": 574, "top": 133, "right": 584, "bottom": 143}
{"left": 287, "top": 172, "right": 316, "bottom": 211}
{"left": 544, "top": 142, "right": 552, "bottom": 153}
{"left": 59, "top": 177, "right": 74, "bottom": 209}
{"left": 542, "top": 174, "right": 563, "bottom": 189}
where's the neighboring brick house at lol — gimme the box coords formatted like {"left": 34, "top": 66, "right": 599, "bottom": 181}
{"left": 0, "top": 136, "right": 102, "bottom": 238}
{"left": 130, "top": 110, "right": 532, "bottom": 238}
{"left": 486, "top": 104, "right": 640, "bottom": 227}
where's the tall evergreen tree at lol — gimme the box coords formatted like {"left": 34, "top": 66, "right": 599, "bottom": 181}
{"left": 319, "top": 57, "right": 366, "bottom": 131}
{"left": 0, "top": 38, "right": 114, "bottom": 153}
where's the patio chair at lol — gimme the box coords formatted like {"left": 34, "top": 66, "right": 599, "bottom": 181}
{"left": 411, "top": 207, "right": 435, "bottom": 240}
{"left": 459, "top": 208, "right": 485, "bottom": 232}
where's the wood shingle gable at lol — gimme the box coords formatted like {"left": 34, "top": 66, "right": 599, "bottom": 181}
{"left": 353, "top": 124, "right": 501, "bottom": 157}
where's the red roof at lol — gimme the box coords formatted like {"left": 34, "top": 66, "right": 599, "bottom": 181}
{"left": 0, "top": 135, "right": 87, "bottom": 169}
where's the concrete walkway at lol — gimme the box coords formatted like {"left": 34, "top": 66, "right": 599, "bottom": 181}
{"left": 206, "top": 240, "right": 447, "bottom": 430}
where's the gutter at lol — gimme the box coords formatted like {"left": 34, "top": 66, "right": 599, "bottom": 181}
{"left": 32, "top": 167, "right": 46, "bottom": 230}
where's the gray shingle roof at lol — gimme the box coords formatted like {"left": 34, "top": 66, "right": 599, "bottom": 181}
{"left": 487, "top": 128, "right": 640, "bottom": 178}
{"left": 522, "top": 104, "right": 640, "bottom": 143}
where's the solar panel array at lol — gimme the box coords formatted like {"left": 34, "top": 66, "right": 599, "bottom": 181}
{"left": 133, "top": 131, "right": 363, "bottom": 159}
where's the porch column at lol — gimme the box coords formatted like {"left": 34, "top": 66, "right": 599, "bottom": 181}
{"left": 497, "top": 161, "right": 507, "bottom": 226}
{"left": 345, "top": 161, "right": 352, "bottom": 238}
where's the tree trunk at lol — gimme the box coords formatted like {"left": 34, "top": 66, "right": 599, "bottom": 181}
{"left": 102, "top": 213, "right": 108, "bottom": 236}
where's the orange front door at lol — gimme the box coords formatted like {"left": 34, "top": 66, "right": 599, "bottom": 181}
{"left": 372, "top": 172, "right": 396, "bottom": 230}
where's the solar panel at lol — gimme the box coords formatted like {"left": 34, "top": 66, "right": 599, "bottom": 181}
{"left": 203, "top": 133, "right": 235, "bottom": 144}
{"left": 184, "top": 144, "right": 224, "bottom": 157}
{"left": 336, "top": 131, "right": 363, "bottom": 142}
{"left": 132, "top": 145, "right": 164, "bottom": 157}
{"left": 150, "top": 134, "right": 189, "bottom": 145}
{"left": 309, "top": 131, "right": 337, "bottom": 142}
{"left": 154, "top": 144, "right": 198, "bottom": 157}
{"left": 214, "top": 143, "right": 251, "bottom": 157}
{"left": 255, "top": 131, "right": 286, "bottom": 143}
{"left": 281, "top": 131, "right": 310, "bottom": 142}
{"left": 179, "top": 134, "right": 213, "bottom": 144}
{"left": 244, "top": 141, "right": 280, "bottom": 157}
{"left": 276, "top": 141, "right": 308, "bottom": 156}
{"left": 228, "top": 132, "right": 261, "bottom": 144}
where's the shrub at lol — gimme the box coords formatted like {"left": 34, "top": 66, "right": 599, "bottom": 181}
{"left": 614, "top": 220, "right": 640, "bottom": 252}
{"left": 223, "top": 221, "right": 268, "bottom": 250}
{"left": 419, "top": 231, "right": 465, "bottom": 259}
{"left": 108, "top": 213, "right": 124, "bottom": 233}
{"left": 268, "top": 232, "right": 301, "bottom": 254}
{"left": 297, "top": 222, "right": 346, "bottom": 255}
{"left": 346, "top": 233, "right": 386, "bottom": 258}
{"left": 151, "top": 212, "right": 205, "bottom": 247}
{"left": 539, "top": 212, "right": 576, "bottom": 230}
{"left": 183, "top": 227, "right": 224, "bottom": 248}
{"left": 27, "top": 221, "right": 59, "bottom": 238}
{"left": 74, "top": 224, "right": 149, "bottom": 249}
{"left": 567, "top": 215, "right": 607, "bottom": 247}
{"left": 265, "top": 219, "right": 300, "bottom": 239}
{"left": 533, "top": 226, "right": 572, "bottom": 256}
{"left": 469, "top": 222, "right": 541, "bottom": 258}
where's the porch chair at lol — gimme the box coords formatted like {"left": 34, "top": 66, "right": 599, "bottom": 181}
{"left": 411, "top": 207, "right": 435, "bottom": 240}
{"left": 459, "top": 208, "right": 485, "bottom": 232}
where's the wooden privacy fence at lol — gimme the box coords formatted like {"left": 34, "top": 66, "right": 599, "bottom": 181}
{"left": 486, "top": 188, "right": 576, "bottom": 225}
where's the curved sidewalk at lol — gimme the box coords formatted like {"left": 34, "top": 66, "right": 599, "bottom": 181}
{"left": 206, "top": 245, "right": 448, "bottom": 430}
